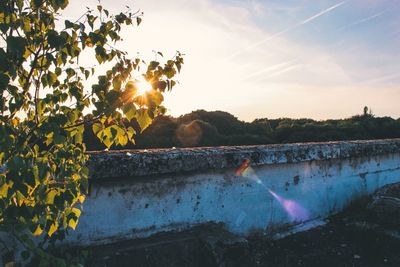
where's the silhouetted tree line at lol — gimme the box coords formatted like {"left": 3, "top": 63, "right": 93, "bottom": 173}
{"left": 84, "top": 107, "right": 400, "bottom": 150}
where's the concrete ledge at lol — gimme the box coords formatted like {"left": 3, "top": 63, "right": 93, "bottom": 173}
{"left": 62, "top": 138, "right": 400, "bottom": 247}
{"left": 87, "top": 139, "right": 400, "bottom": 180}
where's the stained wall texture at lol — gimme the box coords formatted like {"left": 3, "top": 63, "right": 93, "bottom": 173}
{"left": 65, "top": 139, "right": 400, "bottom": 246}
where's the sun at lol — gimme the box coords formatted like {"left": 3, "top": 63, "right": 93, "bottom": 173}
{"left": 136, "top": 79, "right": 152, "bottom": 95}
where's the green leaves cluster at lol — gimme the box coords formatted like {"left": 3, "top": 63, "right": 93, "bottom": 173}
{"left": 0, "top": 0, "right": 182, "bottom": 265}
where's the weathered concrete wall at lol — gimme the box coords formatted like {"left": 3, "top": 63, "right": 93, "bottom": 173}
{"left": 65, "top": 139, "right": 400, "bottom": 246}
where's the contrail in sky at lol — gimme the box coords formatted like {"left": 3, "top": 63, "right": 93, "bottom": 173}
{"left": 226, "top": 1, "right": 346, "bottom": 60}
{"left": 338, "top": 11, "right": 385, "bottom": 31}
{"left": 258, "top": 64, "right": 303, "bottom": 80}
{"left": 243, "top": 61, "right": 295, "bottom": 80}
{"left": 300, "top": 1, "right": 346, "bottom": 25}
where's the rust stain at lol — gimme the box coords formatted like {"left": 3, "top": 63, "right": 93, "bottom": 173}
{"left": 293, "top": 175, "right": 300, "bottom": 185}
{"left": 285, "top": 182, "right": 290, "bottom": 191}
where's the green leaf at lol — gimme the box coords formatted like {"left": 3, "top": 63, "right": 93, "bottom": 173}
{"left": 122, "top": 103, "right": 136, "bottom": 121}
{"left": 127, "top": 127, "right": 136, "bottom": 141}
{"left": 0, "top": 183, "right": 9, "bottom": 198}
{"left": 55, "top": 67, "right": 62, "bottom": 76}
{"left": 175, "top": 61, "right": 182, "bottom": 73}
{"left": 71, "top": 207, "right": 82, "bottom": 217}
{"left": 6, "top": 36, "right": 27, "bottom": 58}
{"left": 102, "top": 127, "right": 114, "bottom": 147}
{"left": 146, "top": 90, "right": 163, "bottom": 106}
{"left": 118, "top": 134, "right": 128, "bottom": 146}
{"left": 48, "top": 221, "right": 59, "bottom": 237}
{"left": 55, "top": 0, "right": 69, "bottom": 9}
{"left": 109, "top": 125, "right": 119, "bottom": 139}
{"left": 53, "top": 133, "right": 66, "bottom": 145}
{"left": 22, "top": 18, "right": 31, "bottom": 32}
{"left": 45, "top": 190, "right": 58, "bottom": 205}
{"left": 102, "top": 137, "right": 113, "bottom": 148}
{"left": 95, "top": 46, "right": 107, "bottom": 63}
{"left": 113, "top": 76, "right": 122, "bottom": 90}
{"left": 0, "top": 73, "right": 10, "bottom": 90}
{"left": 33, "top": 225, "right": 43, "bottom": 236}
{"left": 136, "top": 109, "right": 152, "bottom": 132}
{"left": 45, "top": 132, "right": 54, "bottom": 146}
{"left": 92, "top": 122, "right": 103, "bottom": 135}
{"left": 65, "top": 20, "right": 73, "bottom": 28}
{"left": 47, "top": 30, "right": 64, "bottom": 49}
{"left": 68, "top": 218, "right": 78, "bottom": 230}
{"left": 148, "top": 61, "right": 159, "bottom": 71}
{"left": 47, "top": 72, "right": 58, "bottom": 86}
{"left": 75, "top": 132, "right": 83, "bottom": 144}
{"left": 16, "top": 191, "right": 25, "bottom": 206}
{"left": 105, "top": 90, "right": 121, "bottom": 104}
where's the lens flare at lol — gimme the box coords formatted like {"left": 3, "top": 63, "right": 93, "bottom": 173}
{"left": 267, "top": 189, "right": 310, "bottom": 222}
{"left": 235, "top": 159, "right": 250, "bottom": 176}
{"left": 235, "top": 159, "right": 262, "bottom": 184}
{"left": 136, "top": 80, "right": 152, "bottom": 95}
{"left": 176, "top": 121, "right": 203, "bottom": 146}
{"left": 236, "top": 159, "right": 310, "bottom": 222}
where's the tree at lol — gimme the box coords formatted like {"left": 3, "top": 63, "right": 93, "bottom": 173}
{"left": 0, "top": 0, "right": 183, "bottom": 265}
{"left": 363, "top": 106, "right": 369, "bottom": 116}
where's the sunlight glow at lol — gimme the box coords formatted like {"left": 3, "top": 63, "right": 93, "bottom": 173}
{"left": 136, "top": 80, "right": 152, "bottom": 95}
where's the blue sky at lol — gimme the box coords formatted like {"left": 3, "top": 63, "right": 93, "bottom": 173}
{"left": 65, "top": 0, "right": 400, "bottom": 121}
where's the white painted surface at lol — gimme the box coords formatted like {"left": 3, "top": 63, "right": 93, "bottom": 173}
{"left": 68, "top": 152, "right": 400, "bottom": 246}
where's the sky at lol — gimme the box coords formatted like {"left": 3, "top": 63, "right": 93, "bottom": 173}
{"left": 64, "top": 0, "right": 400, "bottom": 121}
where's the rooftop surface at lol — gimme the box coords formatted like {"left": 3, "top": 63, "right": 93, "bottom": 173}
{"left": 87, "top": 182, "right": 400, "bottom": 267}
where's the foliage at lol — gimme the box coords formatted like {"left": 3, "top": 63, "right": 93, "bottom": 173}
{"left": 83, "top": 109, "right": 400, "bottom": 150}
{"left": 0, "top": 0, "right": 182, "bottom": 265}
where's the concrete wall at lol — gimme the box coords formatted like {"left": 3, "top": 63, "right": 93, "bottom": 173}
{"left": 64, "top": 139, "right": 400, "bottom": 246}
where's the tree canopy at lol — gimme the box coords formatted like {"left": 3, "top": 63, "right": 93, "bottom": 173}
{"left": 0, "top": 0, "right": 182, "bottom": 265}
{"left": 82, "top": 109, "right": 400, "bottom": 150}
